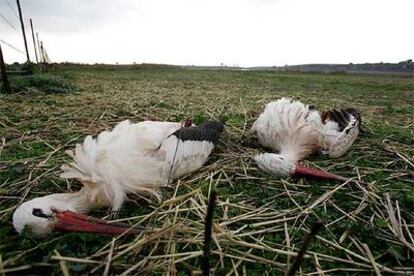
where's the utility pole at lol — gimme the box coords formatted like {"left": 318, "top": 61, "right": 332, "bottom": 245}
{"left": 41, "top": 41, "right": 49, "bottom": 63}
{"left": 30, "top": 19, "right": 38, "bottom": 63}
{"left": 0, "top": 44, "right": 11, "bottom": 94}
{"left": 40, "top": 41, "right": 44, "bottom": 63}
{"left": 16, "top": 0, "right": 30, "bottom": 62}
{"left": 36, "top": 32, "right": 42, "bottom": 63}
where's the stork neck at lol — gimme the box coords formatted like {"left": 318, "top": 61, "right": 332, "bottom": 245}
{"left": 47, "top": 188, "right": 101, "bottom": 214}
{"left": 279, "top": 148, "right": 300, "bottom": 163}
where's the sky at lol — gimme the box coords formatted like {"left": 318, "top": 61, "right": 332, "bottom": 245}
{"left": 0, "top": 0, "right": 413, "bottom": 66}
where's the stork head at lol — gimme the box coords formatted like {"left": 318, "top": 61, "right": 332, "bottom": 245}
{"left": 13, "top": 194, "right": 75, "bottom": 237}
{"left": 13, "top": 193, "right": 143, "bottom": 238}
{"left": 254, "top": 153, "right": 296, "bottom": 176}
{"left": 254, "top": 153, "right": 348, "bottom": 181}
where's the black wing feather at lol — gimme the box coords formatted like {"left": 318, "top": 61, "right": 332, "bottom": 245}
{"left": 326, "top": 108, "right": 361, "bottom": 131}
{"left": 171, "top": 120, "right": 224, "bottom": 145}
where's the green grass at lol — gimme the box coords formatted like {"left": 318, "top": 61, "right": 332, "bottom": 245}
{"left": 0, "top": 66, "right": 413, "bottom": 274}
{"left": 1, "top": 73, "right": 79, "bottom": 94}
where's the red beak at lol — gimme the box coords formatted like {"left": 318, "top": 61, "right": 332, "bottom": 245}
{"left": 53, "top": 210, "right": 143, "bottom": 235}
{"left": 294, "top": 164, "right": 348, "bottom": 181}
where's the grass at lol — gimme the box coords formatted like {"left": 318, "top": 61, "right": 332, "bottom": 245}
{"left": 0, "top": 66, "right": 413, "bottom": 274}
{"left": 1, "top": 73, "right": 79, "bottom": 94}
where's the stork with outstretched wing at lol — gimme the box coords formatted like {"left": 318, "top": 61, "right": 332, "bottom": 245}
{"left": 13, "top": 119, "right": 224, "bottom": 237}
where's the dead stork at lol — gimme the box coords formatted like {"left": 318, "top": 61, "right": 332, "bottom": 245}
{"left": 251, "top": 97, "right": 361, "bottom": 180}
{"left": 13, "top": 119, "right": 224, "bottom": 237}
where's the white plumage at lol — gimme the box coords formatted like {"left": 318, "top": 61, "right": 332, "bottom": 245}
{"left": 251, "top": 98, "right": 322, "bottom": 162}
{"left": 60, "top": 120, "right": 215, "bottom": 210}
{"left": 251, "top": 97, "right": 360, "bottom": 178}
{"left": 13, "top": 120, "right": 223, "bottom": 237}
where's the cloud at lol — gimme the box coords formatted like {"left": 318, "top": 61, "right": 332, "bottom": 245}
{"left": 1, "top": 0, "right": 413, "bottom": 65}
{"left": 1, "top": 0, "right": 139, "bottom": 34}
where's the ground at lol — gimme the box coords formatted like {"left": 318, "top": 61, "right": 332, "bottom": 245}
{"left": 0, "top": 66, "right": 413, "bottom": 275}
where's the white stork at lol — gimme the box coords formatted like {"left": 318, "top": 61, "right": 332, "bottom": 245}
{"left": 13, "top": 119, "right": 224, "bottom": 237}
{"left": 251, "top": 97, "right": 361, "bottom": 180}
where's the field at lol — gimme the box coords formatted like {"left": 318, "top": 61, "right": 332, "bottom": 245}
{"left": 1, "top": 66, "right": 413, "bottom": 275}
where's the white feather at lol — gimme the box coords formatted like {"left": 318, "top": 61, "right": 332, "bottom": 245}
{"left": 14, "top": 119, "right": 221, "bottom": 237}
{"left": 254, "top": 153, "right": 296, "bottom": 176}
{"left": 161, "top": 136, "right": 215, "bottom": 180}
{"left": 60, "top": 120, "right": 215, "bottom": 211}
{"left": 327, "top": 117, "right": 359, "bottom": 158}
{"left": 251, "top": 97, "right": 323, "bottom": 162}
{"left": 252, "top": 98, "right": 360, "bottom": 176}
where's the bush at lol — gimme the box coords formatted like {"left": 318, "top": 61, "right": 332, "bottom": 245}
{"left": 21, "top": 62, "right": 42, "bottom": 74}
{"left": 1, "top": 74, "right": 79, "bottom": 94}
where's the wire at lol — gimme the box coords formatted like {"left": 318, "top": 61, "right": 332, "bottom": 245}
{"left": 0, "top": 39, "right": 25, "bottom": 55}
{"left": 6, "top": 0, "right": 19, "bottom": 20}
{"left": 167, "top": 120, "right": 186, "bottom": 185}
{"left": 0, "top": 11, "right": 19, "bottom": 34}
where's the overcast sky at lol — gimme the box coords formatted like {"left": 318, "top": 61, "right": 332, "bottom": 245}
{"left": 0, "top": 0, "right": 413, "bottom": 66}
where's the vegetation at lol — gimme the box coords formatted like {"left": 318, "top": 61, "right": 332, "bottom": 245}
{"left": 1, "top": 73, "right": 78, "bottom": 94}
{"left": 0, "top": 66, "right": 413, "bottom": 274}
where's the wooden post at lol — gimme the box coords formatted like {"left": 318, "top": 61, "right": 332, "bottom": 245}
{"left": 40, "top": 41, "right": 44, "bottom": 63}
{"left": 36, "top": 32, "right": 42, "bottom": 63}
{"left": 0, "top": 44, "right": 11, "bottom": 94}
{"left": 30, "top": 19, "right": 38, "bottom": 63}
{"left": 16, "top": 0, "right": 30, "bottom": 62}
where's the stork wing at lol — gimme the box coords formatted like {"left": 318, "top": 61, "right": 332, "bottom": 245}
{"left": 160, "top": 121, "right": 224, "bottom": 180}
{"left": 323, "top": 108, "right": 361, "bottom": 131}
{"left": 325, "top": 109, "right": 361, "bottom": 158}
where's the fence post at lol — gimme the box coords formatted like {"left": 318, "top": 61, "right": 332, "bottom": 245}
{"left": 16, "top": 0, "right": 30, "bottom": 62}
{"left": 0, "top": 44, "right": 11, "bottom": 94}
{"left": 40, "top": 41, "right": 45, "bottom": 63}
{"left": 30, "top": 19, "right": 39, "bottom": 63}
{"left": 36, "top": 32, "right": 42, "bottom": 63}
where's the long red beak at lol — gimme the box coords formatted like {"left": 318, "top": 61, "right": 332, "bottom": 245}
{"left": 294, "top": 164, "right": 348, "bottom": 181}
{"left": 53, "top": 210, "right": 143, "bottom": 235}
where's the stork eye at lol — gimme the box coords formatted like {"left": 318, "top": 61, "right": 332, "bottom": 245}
{"left": 32, "top": 208, "right": 51, "bottom": 218}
